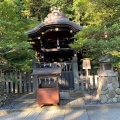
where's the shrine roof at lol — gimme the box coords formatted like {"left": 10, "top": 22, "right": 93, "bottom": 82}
{"left": 27, "top": 9, "right": 82, "bottom": 37}
{"left": 31, "top": 67, "right": 61, "bottom": 76}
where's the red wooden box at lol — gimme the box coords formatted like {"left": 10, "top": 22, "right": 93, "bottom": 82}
{"left": 37, "top": 88, "right": 59, "bottom": 107}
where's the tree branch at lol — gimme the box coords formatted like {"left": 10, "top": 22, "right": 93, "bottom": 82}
{"left": 0, "top": 48, "right": 17, "bottom": 55}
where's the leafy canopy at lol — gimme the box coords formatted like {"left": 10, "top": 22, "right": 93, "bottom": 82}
{"left": 0, "top": 0, "right": 120, "bottom": 72}
{"left": 71, "top": 0, "right": 120, "bottom": 68}
{"left": 0, "top": 0, "right": 35, "bottom": 72}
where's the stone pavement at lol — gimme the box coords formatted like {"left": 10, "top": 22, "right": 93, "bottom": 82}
{"left": 1, "top": 92, "right": 120, "bottom": 120}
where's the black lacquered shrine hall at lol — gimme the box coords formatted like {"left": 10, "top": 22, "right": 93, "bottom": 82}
{"left": 27, "top": 9, "right": 82, "bottom": 63}
{"left": 27, "top": 9, "right": 83, "bottom": 90}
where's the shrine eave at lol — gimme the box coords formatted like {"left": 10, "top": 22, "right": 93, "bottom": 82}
{"left": 41, "top": 48, "right": 73, "bottom": 52}
{"left": 27, "top": 20, "right": 83, "bottom": 37}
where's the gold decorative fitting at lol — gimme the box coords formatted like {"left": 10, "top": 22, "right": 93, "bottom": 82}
{"left": 41, "top": 32, "right": 44, "bottom": 35}
{"left": 54, "top": 12, "right": 58, "bottom": 16}
{"left": 38, "top": 37, "right": 41, "bottom": 39}
{"left": 29, "top": 38, "right": 32, "bottom": 40}
{"left": 55, "top": 28, "right": 59, "bottom": 31}
{"left": 70, "top": 30, "right": 73, "bottom": 33}
{"left": 30, "top": 42, "right": 35, "bottom": 44}
{"left": 74, "top": 54, "right": 77, "bottom": 56}
{"left": 30, "top": 76, "right": 33, "bottom": 79}
{"left": 24, "top": 72, "right": 26, "bottom": 74}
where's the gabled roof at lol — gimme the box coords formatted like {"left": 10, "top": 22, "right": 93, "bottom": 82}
{"left": 99, "top": 55, "right": 112, "bottom": 63}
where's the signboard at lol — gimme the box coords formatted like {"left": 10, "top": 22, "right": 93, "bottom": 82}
{"left": 82, "top": 58, "right": 91, "bottom": 69}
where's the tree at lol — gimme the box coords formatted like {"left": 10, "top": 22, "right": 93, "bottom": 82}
{"left": 71, "top": 0, "right": 120, "bottom": 68}
{"left": 30, "top": 0, "right": 73, "bottom": 21}
{"left": 48, "top": 0, "right": 73, "bottom": 20}
{"left": 0, "top": 0, "right": 74, "bottom": 72}
{"left": 30, "top": 0, "right": 50, "bottom": 21}
{"left": 1, "top": 0, "right": 119, "bottom": 71}
{"left": 0, "top": 0, "right": 35, "bottom": 72}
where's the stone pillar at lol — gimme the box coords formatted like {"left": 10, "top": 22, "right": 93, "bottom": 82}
{"left": 32, "top": 58, "right": 39, "bottom": 93}
{"left": 33, "top": 58, "right": 38, "bottom": 69}
{"left": 32, "top": 76, "right": 38, "bottom": 93}
{"left": 19, "top": 72, "right": 22, "bottom": 93}
{"left": 72, "top": 55, "right": 79, "bottom": 90}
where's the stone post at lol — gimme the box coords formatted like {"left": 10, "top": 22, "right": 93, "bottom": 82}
{"left": 33, "top": 58, "right": 38, "bottom": 69}
{"left": 32, "top": 58, "right": 38, "bottom": 93}
{"left": 32, "top": 76, "right": 38, "bottom": 93}
{"left": 72, "top": 55, "right": 79, "bottom": 90}
{"left": 19, "top": 72, "right": 22, "bottom": 93}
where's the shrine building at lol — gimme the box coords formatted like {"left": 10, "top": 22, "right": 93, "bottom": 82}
{"left": 27, "top": 9, "right": 83, "bottom": 90}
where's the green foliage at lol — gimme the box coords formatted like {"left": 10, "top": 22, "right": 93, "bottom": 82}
{"left": 30, "top": 0, "right": 73, "bottom": 21}
{"left": 0, "top": 0, "right": 120, "bottom": 71}
{"left": 72, "top": 0, "right": 90, "bottom": 25}
{"left": 0, "top": 0, "right": 35, "bottom": 72}
{"left": 8, "top": 77, "right": 17, "bottom": 83}
{"left": 48, "top": 0, "right": 73, "bottom": 20}
{"left": 72, "top": 0, "right": 102, "bottom": 25}
{"left": 30, "top": 0, "right": 50, "bottom": 21}
{"left": 72, "top": 24, "right": 120, "bottom": 66}
{"left": 71, "top": 0, "right": 120, "bottom": 68}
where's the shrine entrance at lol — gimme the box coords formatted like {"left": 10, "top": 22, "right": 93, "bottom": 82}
{"left": 27, "top": 8, "right": 83, "bottom": 90}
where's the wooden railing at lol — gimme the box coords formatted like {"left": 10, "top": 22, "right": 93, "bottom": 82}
{"left": 4, "top": 72, "right": 33, "bottom": 93}
{"left": 3, "top": 62, "right": 72, "bottom": 93}
{"left": 3, "top": 67, "right": 99, "bottom": 93}
{"left": 35, "top": 62, "right": 72, "bottom": 71}
{"left": 78, "top": 71, "right": 99, "bottom": 90}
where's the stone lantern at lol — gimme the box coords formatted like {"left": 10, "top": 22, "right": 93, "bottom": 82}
{"left": 97, "top": 55, "right": 120, "bottom": 103}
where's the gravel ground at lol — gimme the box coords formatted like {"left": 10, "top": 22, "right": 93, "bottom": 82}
{"left": 84, "top": 96, "right": 101, "bottom": 105}
{"left": 83, "top": 90, "right": 101, "bottom": 105}
{"left": 0, "top": 91, "right": 103, "bottom": 109}
{"left": 0, "top": 93, "right": 26, "bottom": 109}
{"left": 83, "top": 90, "right": 120, "bottom": 105}
{"left": 69, "top": 90, "right": 84, "bottom": 98}
{"left": 1, "top": 90, "right": 120, "bottom": 109}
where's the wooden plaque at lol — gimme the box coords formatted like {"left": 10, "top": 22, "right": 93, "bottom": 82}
{"left": 83, "top": 58, "right": 91, "bottom": 69}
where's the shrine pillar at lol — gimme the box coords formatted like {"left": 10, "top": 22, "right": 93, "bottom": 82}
{"left": 72, "top": 53, "right": 79, "bottom": 90}
{"left": 32, "top": 58, "right": 38, "bottom": 93}
{"left": 32, "top": 76, "right": 38, "bottom": 93}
